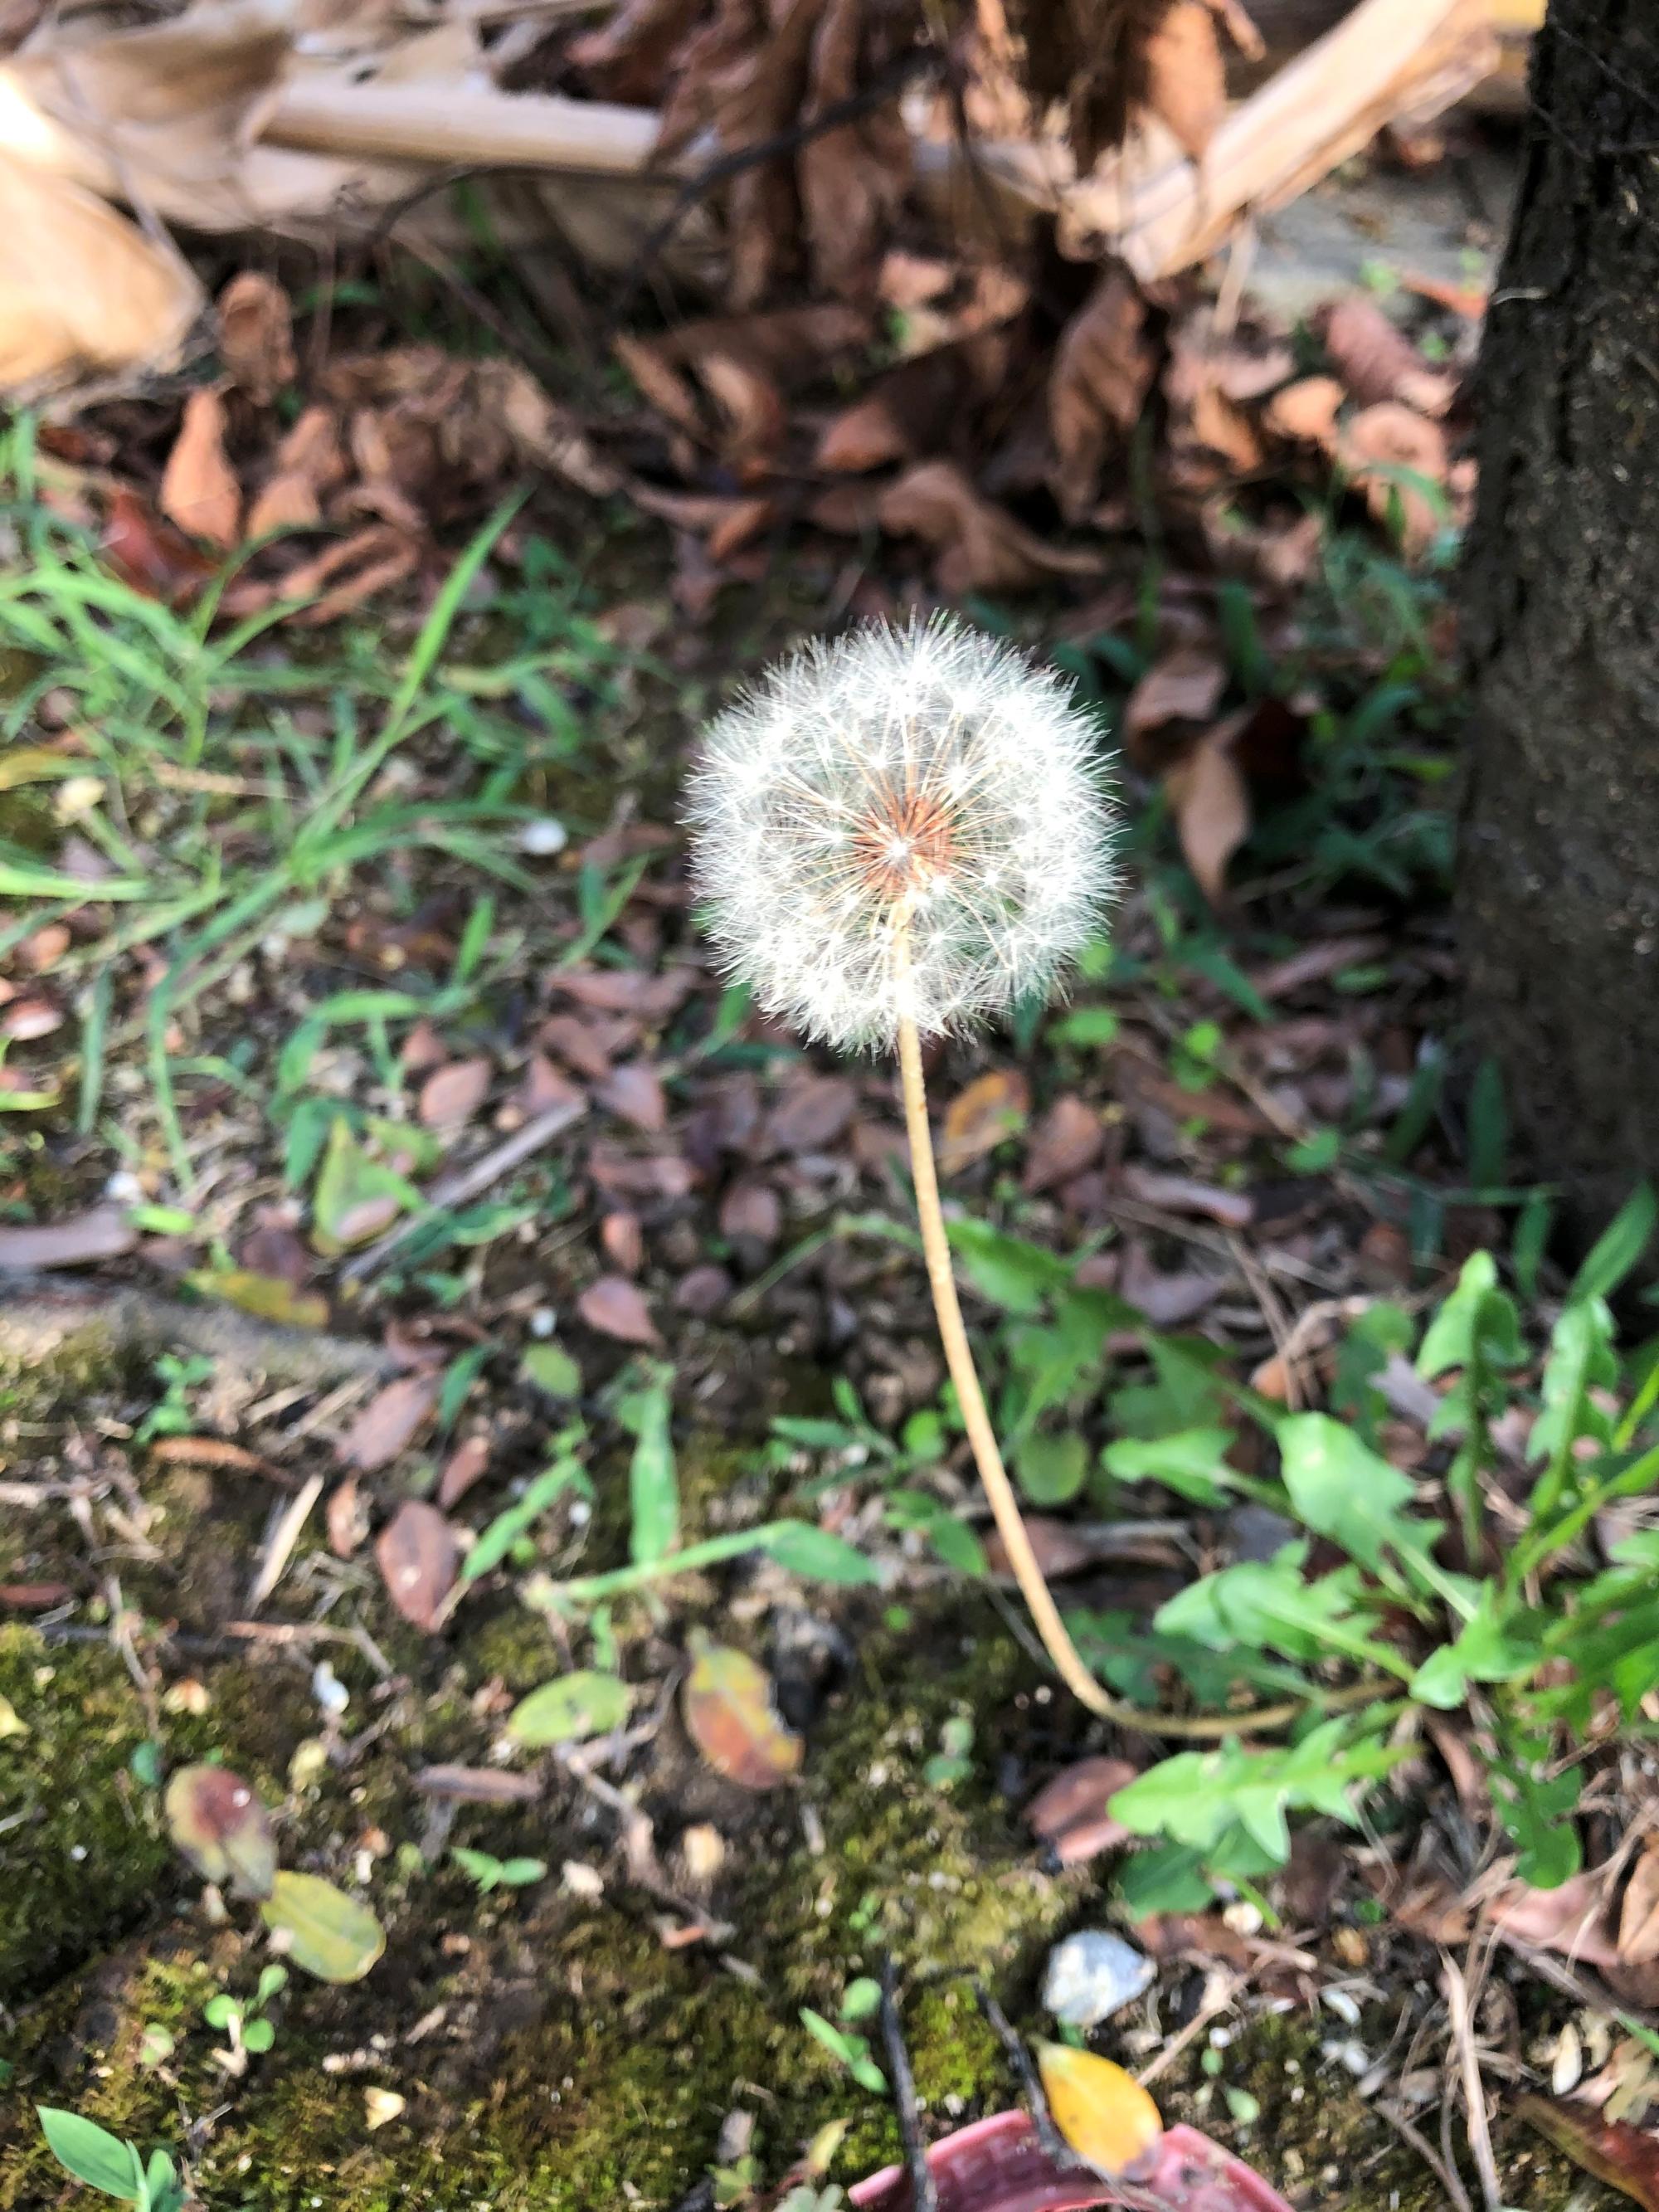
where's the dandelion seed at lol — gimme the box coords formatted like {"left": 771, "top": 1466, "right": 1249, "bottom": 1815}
{"left": 684, "top": 616, "right": 1118, "bottom": 1050}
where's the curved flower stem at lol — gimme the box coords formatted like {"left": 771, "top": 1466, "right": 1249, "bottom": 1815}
{"left": 892, "top": 940, "right": 1386, "bottom": 1741}
{"left": 895, "top": 1001, "right": 1141, "bottom": 1722}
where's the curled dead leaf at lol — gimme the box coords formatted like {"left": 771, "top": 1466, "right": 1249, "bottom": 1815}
{"left": 1338, "top": 402, "right": 1450, "bottom": 555}
{"left": 1264, "top": 374, "right": 1343, "bottom": 451}
{"left": 1048, "top": 271, "right": 1157, "bottom": 523}
{"left": 876, "top": 460, "right": 1103, "bottom": 597}
{"left": 1165, "top": 707, "right": 1253, "bottom": 907}
{"left": 596, "top": 1060, "right": 668, "bottom": 1133}
{"left": 1025, "top": 1756, "right": 1139, "bottom": 1866}
{"left": 1322, "top": 296, "right": 1454, "bottom": 417}
{"left": 0, "top": 1204, "right": 136, "bottom": 1269}
{"left": 160, "top": 386, "right": 241, "bottom": 551}
{"left": 1519, "top": 2096, "right": 1659, "bottom": 2212}
{"left": 217, "top": 271, "right": 295, "bottom": 405}
{"left": 1122, "top": 646, "right": 1228, "bottom": 766}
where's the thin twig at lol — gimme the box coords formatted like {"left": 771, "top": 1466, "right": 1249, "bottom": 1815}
{"left": 878, "top": 1958, "right": 937, "bottom": 2212}
{"left": 974, "top": 1983, "right": 1075, "bottom": 2169}
{"left": 338, "top": 1096, "right": 586, "bottom": 1282}
{"left": 246, "top": 1471, "right": 327, "bottom": 1614}
{"left": 1136, "top": 1970, "right": 1247, "bottom": 2088}
{"left": 1375, "top": 2100, "right": 1475, "bottom": 2212}
{"left": 1442, "top": 1950, "right": 1501, "bottom": 2212}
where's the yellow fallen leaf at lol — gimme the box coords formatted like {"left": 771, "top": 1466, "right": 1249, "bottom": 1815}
{"left": 1037, "top": 2040, "right": 1163, "bottom": 2178}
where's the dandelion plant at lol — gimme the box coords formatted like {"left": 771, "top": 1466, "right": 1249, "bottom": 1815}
{"left": 687, "top": 616, "right": 1129, "bottom": 1717}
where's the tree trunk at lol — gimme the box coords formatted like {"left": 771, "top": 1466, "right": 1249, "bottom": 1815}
{"left": 1460, "top": 0, "right": 1659, "bottom": 1220}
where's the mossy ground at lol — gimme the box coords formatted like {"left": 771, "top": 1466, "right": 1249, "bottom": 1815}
{"left": 0, "top": 1323, "right": 1618, "bottom": 2212}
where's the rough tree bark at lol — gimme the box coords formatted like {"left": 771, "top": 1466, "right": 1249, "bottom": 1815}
{"left": 1460, "top": 0, "right": 1659, "bottom": 1218}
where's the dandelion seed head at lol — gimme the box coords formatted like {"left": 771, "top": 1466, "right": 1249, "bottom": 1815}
{"left": 685, "top": 616, "right": 1118, "bottom": 1050}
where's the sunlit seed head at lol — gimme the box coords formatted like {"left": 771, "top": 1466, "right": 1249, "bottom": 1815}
{"left": 684, "top": 616, "right": 1119, "bottom": 1050}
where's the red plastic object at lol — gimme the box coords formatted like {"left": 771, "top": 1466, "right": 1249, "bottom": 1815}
{"left": 850, "top": 2112, "right": 1297, "bottom": 2212}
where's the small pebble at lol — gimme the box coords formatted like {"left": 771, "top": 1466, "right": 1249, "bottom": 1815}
{"left": 1040, "top": 1929, "right": 1155, "bottom": 2029}
{"left": 519, "top": 818, "right": 569, "bottom": 856}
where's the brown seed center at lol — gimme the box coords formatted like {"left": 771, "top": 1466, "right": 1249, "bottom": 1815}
{"left": 851, "top": 785, "right": 956, "bottom": 902}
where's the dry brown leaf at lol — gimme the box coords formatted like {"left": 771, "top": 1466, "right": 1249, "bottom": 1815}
{"left": 246, "top": 406, "right": 346, "bottom": 538}
{"left": 615, "top": 333, "right": 703, "bottom": 436}
{"left": 596, "top": 1060, "right": 669, "bottom": 1133}
{"left": 1491, "top": 1871, "right": 1621, "bottom": 1972}
{"left": 1620, "top": 1845, "right": 1659, "bottom": 1969}
{"left": 577, "top": 1274, "right": 662, "bottom": 1347}
{"left": 417, "top": 1056, "right": 492, "bottom": 1130}
{"left": 1120, "top": 1163, "right": 1254, "bottom": 1225}
{"left": 815, "top": 391, "right": 914, "bottom": 473}
{"left": 698, "top": 350, "right": 788, "bottom": 470}
{"left": 797, "top": 0, "right": 909, "bottom": 300}
{"left": 718, "top": 1179, "right": 782, "bottom": 1250}
{"left": 325, "top": 1474, "right": 369, "bottom": 1558}
{"left": 1025, "top": 1755, "right": 1140, "bottom": 1865}
{"left": 764, "top": 1073, "right": 856, "bottom": 1154}
{"left": 1118, "top": 1243, "right": 1223, "bottom": 1326}
{"left": 877, "top": 460, "right": 1102, "bottom": 596}
{"left": 1166, "top": 707, "right": 1253, "bottom": 906}
{"left": 216, "top": 271, "right": 295, "bottom": 404}
{"left": 0, "top": 152, "right": 200, "bottom": 394}
{"left": 601, "top": 1211, "right": 645, "bottom": 1274}
{"left": 1339, "top": 402, "right": 1450, "bottom": 553}
{"left": 1143, "top": 0, "right": 1228, "bottom": 158}
{"left": 1322, "top": 295, "right": 1454, "bottom": 417}
{"left": 568, "top": 0, "right": 701, "bottom": 100}
{"left": 1048, "top": 271, "right": 1157, "bottom": 523}
{"left": 939, "top": 1069, "right": 1030, "bottom": 1177}
{"left": 1023, "top": 1094, "right": 1103, "bottom": 1194}
{"left": 1264, "top": 375, "right": 1343, "bottom": 451}
{"left": 341, "top": 1372, "right": 440, "bottom": 1474}
{"left": 520, "top": 1053, "right": 586, "bottom": 1118}
{"left": 1121, "top": 646, "right": 1228, "bottom": 757}
{"left": 815, "top": 334, "right": 1006, "bottom": 474}
{"left": 374, "top": 1498, "right": 458, "bottom": 1632}
{"left": 437, "top": 1434, "right": 490, "bottom": 1511}
{"left": 1520, "top": 2096, "right": 1659, "bottom": 2212}
{"left": 554, "top": 967, "right": 696, "bottom": 1019}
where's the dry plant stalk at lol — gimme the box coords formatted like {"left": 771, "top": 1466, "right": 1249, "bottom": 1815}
{"left": 686, "top": 620, "right": 1173, "bottom": 1722}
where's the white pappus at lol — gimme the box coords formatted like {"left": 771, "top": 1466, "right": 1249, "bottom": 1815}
{"left": 684, "top": 616, "right": 1119, "bottom": 1050}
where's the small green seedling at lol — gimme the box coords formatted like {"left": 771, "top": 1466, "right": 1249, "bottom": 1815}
{"left": 37, "top": 2110, "right": 186, "bottom": 2211}
{"left": 450, "top": 1846, "right": 548, "bottom": 1895}
{"left": 922, "top": 1714, "right": 975, "bottom": 1789}
{"left": 134, "top": 1353, "right": 215, "bottom": 1445}
{"left": 800, "top": 2006, "right": 887, "bottom": 2095}
{"left": 203, "top": 1963, "right": 288, "bottom": 2076}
